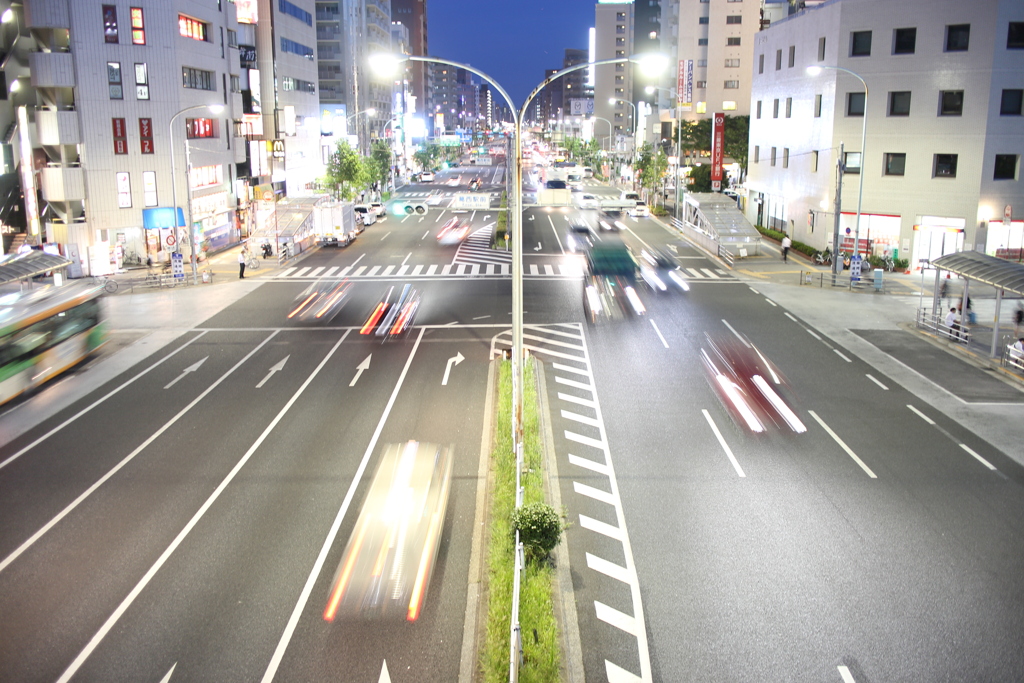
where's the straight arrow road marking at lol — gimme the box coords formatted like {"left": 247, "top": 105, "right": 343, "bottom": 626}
{"left": 442, "top": 352, "right": 465, "bottom": 385}
{"left": 164, "top": 357, "right": 208, "bottom": 389}
{"left": 159, "top": 663, "right": 177, "bottom": 683}
{"left": 349, "top": 355, "right": 371, "bottom": 387}
{"left": 379, "top": 660, "right": 391, "bottom": 683}
{"left": 256, "top": 356, "right": 290, "bottom": 388}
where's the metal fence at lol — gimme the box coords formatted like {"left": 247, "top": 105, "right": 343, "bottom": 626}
{"left": 799, "top": 270, "right": 898, "bottom": 293}
{"left": 916, "top": 308, "right": 972, "bottom": 344}
{"left": 1001, "top": 344, "right": 1024, "bottom": 374}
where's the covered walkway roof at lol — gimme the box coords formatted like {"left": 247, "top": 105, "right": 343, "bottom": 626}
{"left": 931, "top": 252, "right": 1024, "bottom": 297}
{"left": 0, "top": 250, "right": 73, "bottom": 284}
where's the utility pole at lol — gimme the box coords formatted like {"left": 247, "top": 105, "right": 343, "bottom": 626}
{"left": 832, "top": 142, "right": 844, "bottom": 284}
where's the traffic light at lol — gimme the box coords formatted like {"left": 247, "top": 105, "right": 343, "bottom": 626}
{"left": 392, "top": 202, "right": 428, "bottom": 217}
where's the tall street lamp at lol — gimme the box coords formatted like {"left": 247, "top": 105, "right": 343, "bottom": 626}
{"left": 169, "top": 103, "right": 224, "bottom": 284}
{"left": 807, "top": 65, "right": 868, "bottom": 272}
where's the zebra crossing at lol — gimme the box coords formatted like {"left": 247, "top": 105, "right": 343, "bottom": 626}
{"left": 264, "top": 261, "right": 735, "bottom": 281}
{"left": 453, "top": 226, "right": 513, "bottom": 266}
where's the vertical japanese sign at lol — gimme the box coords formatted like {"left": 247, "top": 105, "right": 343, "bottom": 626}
{"left": 680, "top": 60, "right": 693, "bottom": 112}
{"left": 112, "top": 118, "right": 127, "bottom": 155}
{"left": 711, "top": 112, "right": 725, "bottom": 191}
{"left": 139, "top": 117, "right": 153, "bottom": 154}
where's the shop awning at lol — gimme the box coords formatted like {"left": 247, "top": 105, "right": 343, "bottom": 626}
{"left": 0, "top": 250, "right": 73, "bottom": 284}
{"left": 931, "top": 251, "right": 1024, "bottom": 297}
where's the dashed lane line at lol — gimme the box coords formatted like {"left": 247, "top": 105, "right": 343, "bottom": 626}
{"left": 808, "top": 410, "right": 878, "bottom": 478}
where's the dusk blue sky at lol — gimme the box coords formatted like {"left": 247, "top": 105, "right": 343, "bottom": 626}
{"left": 426, "top": 0, "right": 596, "bottom": 105}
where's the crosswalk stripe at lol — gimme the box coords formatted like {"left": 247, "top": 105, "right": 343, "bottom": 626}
{"left": 427, "top": 265, "right": 437, "bottom": 275}
{"left": 323, "top": 266, "right": 339, "bottom": 277}
{"left": 381, "top": 265, "right": 395, "bottom": 276}
{"left": 685, "top": 267, "right": 704, "bottom": 278}
{"left": 352, "top": 266, "right": 366, "bottom": 277}
{"left": 293, "top": 267, "right": 311, "bottom": 277}
{"left": 411, "top": 264, "right": 423, "bottom": 276}
{"left": 366, "top": 266, "right": 381, "bottom": 276}
{"left": 307, "top": 267, "right": 324, "bottom": 277}
{"left": 397, "top": 265, "right": 409, "bottom": 276}
{"left": 470, "top": 264, "right": 480, "bottom": 275}
{"left": 530, "top": 264, "right": 539, "bottom": 275}
{"left": 486, "top": 264, "right": 495, "bottom": 275}
{"left": 442, "top": 264, "right": 452, "bottom": 275}
{"left": 544, "top": 264, "right": 554, "bottom": 275}
{"left": 281, "top": 267, "right": 298, "bottom": 277}
{"left": 700, "top": 268, "right": 718, "bottom": 279}
{"left": 339, "top": 266, "right": 352, "bottom": 277}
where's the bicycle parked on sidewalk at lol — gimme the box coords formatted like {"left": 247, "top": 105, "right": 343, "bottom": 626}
{"left": 90, "top": 276, "right": 118, "bottom": 294}
{"left": 246, "top": 253, "right": 260, "bottom": 270}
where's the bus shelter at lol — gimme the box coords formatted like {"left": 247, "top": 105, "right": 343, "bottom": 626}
{"left": 0, "top": 250, "right": 74, "bottom": 289}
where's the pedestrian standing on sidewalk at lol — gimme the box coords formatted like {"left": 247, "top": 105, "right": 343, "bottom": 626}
{"left": 1014, "top": 302, "right": 1023, "bottom": 336}
{"left": 945, "top": 307, "right": 960, "bottom": 339}
{"left": 781, "top": 235, "right": 792, "bottom": 262}
{"left": 238, "top": 248, "right": 247, "bottom": 279}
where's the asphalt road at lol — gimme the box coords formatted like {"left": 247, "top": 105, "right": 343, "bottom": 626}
{"left": 3, "top": 166, "right": 1024, "bottom": 683}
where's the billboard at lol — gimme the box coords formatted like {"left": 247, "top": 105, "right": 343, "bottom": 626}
{"left": 236, "top": 0, "right": 257, "bottom": 23}
{"left": 679, "top": 60, "right": 693, "bottom": 112}
{"left": 569, "top": 98, "right": 595, "bottom": 116}
{"left": 711, "top": 112, "right": 725, "bottom": 191}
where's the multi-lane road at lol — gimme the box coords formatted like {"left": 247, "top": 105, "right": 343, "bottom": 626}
{"left": 2, "top": 164, "right": 1023, "bottom": 682}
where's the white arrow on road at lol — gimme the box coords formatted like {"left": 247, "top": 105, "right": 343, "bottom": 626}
{"left": 528, "top": 214, "right": 535, "bottom": 221}
{"left": 442, "top": 352, "right": 465, "bottom": 386}
{"left": 159, "top": 663, "right": 177, "bottom": 683}
{"left": 349, "top": 354, "right": 371, "bottom": 387}
{"left": 256, "top": 355, "right": 290, "bottom": 388}
{"left": 667, "top": 244, "right": 679, "bottom": 254}
{"left": 379, "top": 660, "right": 391, "bottom": 683}
{"left": 164, "top": 357, "right": 207, "bottom": 389}
{"left": 534, "top": 242, "right": 542, "bottom": 251}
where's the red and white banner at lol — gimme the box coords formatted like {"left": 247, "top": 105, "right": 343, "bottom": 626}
{"left": 711, "top": 112, "right": 725, "bottom": 191}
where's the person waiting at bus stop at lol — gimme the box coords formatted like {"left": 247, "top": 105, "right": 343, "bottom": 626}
{"left": 945, "top": 307, "right": 960, "bottom": 340}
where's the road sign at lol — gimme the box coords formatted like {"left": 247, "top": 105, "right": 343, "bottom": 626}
{"left": 166, "top": 234, "right": 176, "bottom": 246}
{"left": 452, "top": 193, "right": 490, "bottom": 209}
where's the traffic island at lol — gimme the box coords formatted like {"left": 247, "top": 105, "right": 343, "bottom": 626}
{"left": 479, "top": 359, "right": 562, "bottom": 683}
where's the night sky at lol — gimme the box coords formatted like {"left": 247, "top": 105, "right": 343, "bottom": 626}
{"left": 426, "top": 0, "right": 596, "bottom": 107}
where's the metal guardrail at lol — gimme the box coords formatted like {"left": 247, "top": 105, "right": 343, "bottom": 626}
{"left": 799, "top": 270, "right": 898, "bottom": 293}
{"left": 916, "top": 308, "right": 972, "bottom": 344}
{"left": 1001, "top": 344, "right": 1024, "bottom": 374}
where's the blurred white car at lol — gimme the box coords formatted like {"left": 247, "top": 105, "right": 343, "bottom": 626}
{"left": 419, "top": 171, "right": 435, "bottom": 182}
{"left": 575, "top": 193, "right": 600, "bottom": 210}
{"left": 629, "top": 201, "right": 650, "bottom": 218}
{"left": 437, "top": 217, "right": 470, "bottom": 245}
{"left": 369, "top": 202, "right": 386, "bottom": 217}
{"left": 353, "top": 204, "right": 377, "bottom": 226}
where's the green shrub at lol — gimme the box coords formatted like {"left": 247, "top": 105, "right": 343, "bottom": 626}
{"left": 894, "top": 258, "right": 909, "bottom": 271}
{"left": 512, "top": 502, "right": 563, "bottom": 562}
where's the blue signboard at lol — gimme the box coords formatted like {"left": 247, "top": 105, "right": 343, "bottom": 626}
{"left": 143, "top": 207, "right": 184, "bottom": 230}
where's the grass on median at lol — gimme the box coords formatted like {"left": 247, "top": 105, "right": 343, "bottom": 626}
{"left": 480, "top": 359, "right": 560, "bottom": 683}
{"left": 492, "top": 191, "right": 509, "bottom": 249}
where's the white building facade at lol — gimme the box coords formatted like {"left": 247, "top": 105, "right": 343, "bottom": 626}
{"left": 745, "top": 0, "right": 1024, "bottom": 266}
{"left": 594, "top": 1, "right": 635, "bottom": 154}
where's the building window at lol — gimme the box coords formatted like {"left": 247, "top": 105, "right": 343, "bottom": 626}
{"left": 143, "top": 171, "right": 157, "bottom": 207}
{"left": 812, "top": 150, "right": 818, "bottom": 172}
{"left": 773, "top": 98, "right": 779, "bottom": 118}
{"left": 844, "top": 151, "right": 861, "bottom": 173}
{"left": 649, "top": 31, "right": 657, "bottom": 39}
{"left": 697, "top": 59, "right": 707, "bottom": 67}
{"left": 616, "top": 37, "right": 626, "bottom": 46}
{"left": 884, "top": 152, "right": 906, "bottom": 176}
{"left": 103, "top": 5, "right": 118, "bottom": 43}
{"left": 724, "top": 80, "right": 739, "bottom": 89}
{"left": 727, "top": 37, "right": 741, "bottom": 46}
{"left": 783, "top": 148, "right": 789, "bottom": 168}
{"left": 818, "top": 36, "right": 826, "bottom": 61}
{"left": 934, "top": 154, "right": 957, "bottom": 177}
{"left": 770, "top": 147, "right": 777, "bottom": 166}
{"left": 939, "top": 90, "right": 963, "bottom": 116}
{"left": 726, "top": 15, "right": 741, "bottom": 24}
{"left": 695, "top": 81, "right": 706, "bottom": 88}
{"left": 847, "top": 92, "right": 865, "bottom": 116}
{"left": 888, "top": 91, "right": 911, "bottom": 116}
{"left": 945, "top": 24, "right": 970, "bottom": 52}
{"left": 758, "top": 54, "right": 764, "bottom": 74}
{"left": 698, "top": 38, "right": 708, "bottom": 46}
{"left": 725, "top": 58, "right": 740, "bottom": 67}
{"left": 1000, "top": 89, "right": 1023, "bottom": 115}
{"left": 814, "top": 94, "right": 822, "bottom": 117}
{"left": 1009, "top": 22, "right": 1024, "bottom": 49}
{"left": 281, "top": 38, "right": 314, "bottom": 59}
{"left": 699, "top": 16, "right": 709, "bottom": 24}
{"left": 723, "top": 101, "right": 737, "bottom": 111}
{"left": 230, "top": 74, "right": 240, "bottom": 93}
{"left": 182, "top": 67, "right": 215, "bottom": 91}
{"left": 107, "top": 62, "right": 123, "bottom": 99}
{"left": 134, "top": 63, "right": 149, "bottom": 100}
{"left": 116, "top": 172, "right": 131, "bottom": 208}
{"left": 785, "top": 97, "right": 792, "bottom": 117}
{"left": 851, "top": 30, "right": 872, "bottom": 56}
{"left": 227, "top": 29, "right": 237, "bottom": 48}
{"left": 179, "top": 15, "right": 208, "bottom": 41}
{"left": 893, "top": 27, "right": 916, "bottom": 54}
{"left": 130, "top": 7, "right": 145, "bottom": 45}
{"left": 283, "top": 77, "right": 316, "bottom": 93}
{"left": 696, "top": 102, "right": 706, "bottom": 113}
{"left": 788, "top": 45, "right": 795, "bottom": 67}
{"left": 756, "top": 100, "right": 762, "bottom": 118}
{"left": 754, "top": 145, "right": 759, "bottom": 163}
{"left": 279, "top": 0, "right": 313, "bottom": 26}
{"left": 775, "top": 49, "right": 782, "bottom": 70}
{"left": 994, "top": 154, "right": 1018, "bottom": 180}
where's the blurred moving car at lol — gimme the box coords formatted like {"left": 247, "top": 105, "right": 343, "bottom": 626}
{"left": 700, "top": 333, "right": 807, "bottom": 434}
{"left": 287, "top": 280, "right": 352, "bottom": 321}
{"left": 629, "top": 201, "right": 650, "bottom": 218}
{"left": 360, "top": 284, "right": 421, "bottom": 337}
{"left": 419, "top": 171, "right": 435, "bottom": 182}
{"left": 545, "top": 179, "right": 568, "bottom": 190}
{"left": 468, "top": 178, "right": 481, "bottom": 191}
{"left": 621, "top": 190, "right": 641, "bottom": 202}
{"left": 437, "top": 217, "right": 470, "bottom": 245}
{"left": 566, "top": 221, "right": 597, "bottom": 254}
{"left": 583, "top": 167, "right": 594, "bottom": 178}
{"left": 638, "top": 248, "right": 689, "bottom": 292}
{"left": 575, "top": 193, "right": 600, "bottom": 210}
{"left": 324, "top": 441, "right": 454, "bottom": 622}
{"left": 582, "top": 238, "right": 646, "bottom": 323}
{"left": 353, "top": 205, "right": 377, "bottom": 226}
{"left": 426, "top": 193, "right": 445, "bottom": 206}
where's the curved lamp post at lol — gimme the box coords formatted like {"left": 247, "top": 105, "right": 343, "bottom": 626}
{"left": 807, "top": 64, "right": 868, "bottom": 273}
{"left": 169, "top": 103, "right": 224, "bottom": 284}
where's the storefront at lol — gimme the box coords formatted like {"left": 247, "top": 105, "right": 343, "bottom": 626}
{"left": 839, "top": 211, "right": 902, "bottom": 258}
{"left": 192, "top": 190, "right": 233, "bottom": 255}
{"left": 985, "top": 218, "right": 1024, "bottom": 262}
{"left": 911, "top": 216, "right": 966, "bottom": 270}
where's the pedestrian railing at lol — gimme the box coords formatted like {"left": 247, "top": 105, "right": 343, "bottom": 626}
{"left": 799, "top": 270, "right": 896, "bottom": 293}
{"left": 669, "top": 216, "right": 720, "bottom": 262}
{"left": 1002, "top": 344, "right": 1024, "bottom": 374}
{"left": 916, "top": 308, "right": 972, "bottom": 344}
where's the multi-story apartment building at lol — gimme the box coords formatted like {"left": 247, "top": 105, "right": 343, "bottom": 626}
{"left": 390, "top": 0, "right": 428, "bottom": 119}
{"left": 562, "top": 48, "right": 593, "bottom": 118}
{"left": 745, "top": 0, "right": 1023, "bottom": 266}
{"left": 536, "top": 68, "right": 563, "bottom": 125}
{"left": 633, "top": 0, "right": 661, "bottom": 110}
{"left": 1, "top": 0, "right": 247, "bottom": 271}
{"left": 594, "top": 1, "right": 635, "bottom": 153}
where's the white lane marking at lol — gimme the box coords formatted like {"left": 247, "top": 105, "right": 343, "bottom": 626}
{"left": 701, "top": 410, "right": 746, "bottom": 478}
{"left": 595, "top": 601, "right": 637, "bottom": 636}
{"left": 349, "top": 355, "right": 371, "bottom": 387}
{"left": 422, "top": 230, "right": 429, "bottom": 240}
{"left": 366, "top": 266, "right": 381, "bottom": 276}
{"left": 426, "top": 265, "right": 437, "bottom": 275}
{"left": 55, "top": 331, "right": 343, "bottom": 682}
{"left": 749, "top": 287, "right": 760, "bottom": 294}
{"left": 562, "top": 409, "right": 602, "bottom": 428}
{"left": 586, "top": 552, "right": 631, "bottom": 583}
{"left": 700, "top": 268, "right": 719, "bottom": 279}
{"left": 866, "top": 374, "right": 889, "bottom": 390}
{"left": 473, "top": 315, "right": 491, "bottom": 320}
{"left": 808, "top": 410, "right": 877, "bottom": 478}
{"left": 261, "top": 329, "right": 424, "bottom": 682}
{"left": 574, "top": 482, "right": 616, "bottom": 505}
{"left": 401, "top": 252, "right": 411, "bottom": 266}
{"left": 721, "top": 319, "right": 750, "bottom": 346}
{"left": 765, "top": 298, "right": 778, "bottom": 307}
{"left": 960, "top": 444, "right": 997, "bottom": 470}
{"left": 351, "top": 253, "right": 366, "bottom": 266}
{"left": 565, "top": 430, "right": 605, "bottom": 450}
{"left": 159, "top": 663, "right": 177, "bottom": 683}
{"left": 0, "top": 332, "right": 209, "bottom": 472}
{"left": 907, "top": 404, "right": 935, "bottom": 425}
{"left": 559, "top": 392, "right": 596, "bottom": 408}
{"left": 579, "top": 515, "right": 623, "bottom": 541}
{"left": 551, "top": 362, "right": 591, "bottom": 377}
{"left": 784, "top": 312, "right": 798, "bottom": 322}
{"left": 838, "top": 666, "right": 857, "bottom": 683}
{"left": 549, "top": 216, "right": 565, "bottom": 254}
{"left": 256, "top": 356, "right": 290, "bottom": 389}
{"left": 530, "top": 264, "right": 539, "bottom": 275}
{"left": 834, "top": 349, "right": 852, "bottom": 362}
{"left": 568, "top": 453, "right": 609, "bottom": 475}
{"left": 606, "top": 660, "right": 644, "bottom": 683}
{"left": 280, "top": 267, "right": 298, "bottom": 278}
{"left": 379, "top": 660, "right": 392, "bottom": 683}
{"left": 650, "top": 320, "right": 670, "bottom": 348}
{"left": 555, "top": 375, "right": 593, "bottom": 391}
{"left": 807, "top": 328, "right": 822, "bottom": 340}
